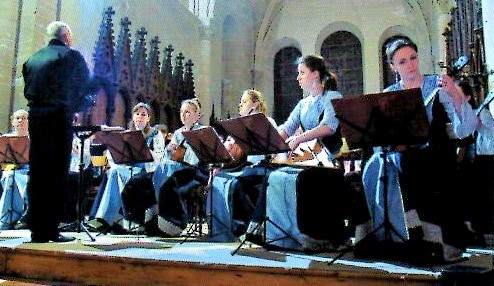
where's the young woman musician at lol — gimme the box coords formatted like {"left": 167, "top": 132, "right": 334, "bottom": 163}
{"left": 470, "top": 93, "right": 494, "bottom": 237}
{"left": 238, "top": 89, "right": 277, "bottom": 164}
{"left": 278, "top": 55, "right": 342, "bottom": 159}
{"left": 155, "top": 134, "right": 249, "bottom": 237}
{"left": 208, "top": 90, "right": 277, "bottom": 240}
{"left": 164, "top": 98, "right": 202, "bottom": 165}
{"left": 0, "top": 109, "right": 30, "bottom": 229}
{"left": 89, "top": 102, "right": 165, "bottom": 232}
{"left": 359, "top": 38, "right": 477, "bottom": 261}
{"left": 145, "top": 98, "right": 203, "bottom": 235}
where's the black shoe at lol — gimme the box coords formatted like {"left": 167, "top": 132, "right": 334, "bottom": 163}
{"left": 30, "top": 235, "right": 50, "bottom": 243}
{"left": 13, "top": 221, "right": 28, "bottom": 230}
{"left": 110, "top": 223, "right": 128, "bottom": 235}
{"left": 50, "top": 234, "right": 76, "bottom": 243}
{"left": 144, "top": 217, "right": 164, "bottom": 236}
{"left": 245, "top": 233, "right": 265, "bottom": 246}
{"left": 30, "top": 233, "right": 75, "bottom": 243}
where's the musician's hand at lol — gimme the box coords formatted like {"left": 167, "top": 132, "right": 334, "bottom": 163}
{"left": 286, "top": 135, "right": 301, "bottom": 150}
{"left": 166, "top": 143, "right": 178, "bottom": 152}
{"left": 438, "top": 74, "right": 455, "bottom": 93}
{"left": 212, "top": 168, "right": 221, "bottom": 176}
{"left": 439, "top": 74, "right": 465, "bottom": 111}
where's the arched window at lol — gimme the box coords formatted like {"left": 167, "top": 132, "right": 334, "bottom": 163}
{"left": 321, "top": 31, "right": 363, "bottom": 96}
{"left": 273, "top": 47, "right": 302, "bottom": 123}
{"left": 381, "top": 35, "right": 412, "bottom": 88}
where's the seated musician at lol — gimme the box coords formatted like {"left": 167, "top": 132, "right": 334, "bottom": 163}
{"left": 262, "top": 55, "right": 349, "bottom": 250}
{"left": 153, "top": 134, "right": 249, "bottom": 237}
{"left": 164, "top": 98, "right": 202, "bottom": 165}
{"left": 469, "top": 92, "right": 494, "bottom": 240}
{"left": 277, "top": 55, "right": 342, "bottom": 165}
{"left": 225, "top": 90, "right": 277, "bottom": 237}
{"left": 88, "top": 102, "right": 165, "bottom": 233}
{"left": 0, "top": 109, "right": 30, "bottom": 229}
{"left": 358, "top": 38, "right": 476, "bottom": 261}
{"left": 133, "top": 99, "right": 204, "bottom": 234}
{"left": 238, "top": 89, "right": 277, "bottom": 164}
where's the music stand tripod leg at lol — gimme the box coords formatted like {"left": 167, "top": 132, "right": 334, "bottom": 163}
{"left": 59, "top": 132, "right": 96, "bottom": 241}
{"left": 352, "top": 149, "right": 407, "bottom": 260}
{"left": 204, "top": 165, "right": 235, "bottom": 241}
{"left": 231, "top": 167, "right": 302, "bottom": 255}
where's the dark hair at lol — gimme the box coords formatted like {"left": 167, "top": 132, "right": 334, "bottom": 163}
{"left": 297, "top": 55, "right": 338, "bottom": 91}
{"left": 129, "top": 102, "right": 153, "bottom": 134}
{"left": 385, "top": 38, "right": 418, "bottom": 64}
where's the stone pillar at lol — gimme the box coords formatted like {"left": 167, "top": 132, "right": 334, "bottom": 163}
{"left": 361, "top": 35, "right": 381, "bottom": 93}
{"left": 432, "top": 0, "right": 455, "bottom": 73}
{"left": 197, "top": 23, "right": 215, "bottom": 124}
{"left": 482, "top": 0, "right": 494, "bottom": 91}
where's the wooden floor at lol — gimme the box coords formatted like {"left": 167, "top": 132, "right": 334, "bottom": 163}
{"left": 0, "top": 231, "right": 492, "bottom": 285}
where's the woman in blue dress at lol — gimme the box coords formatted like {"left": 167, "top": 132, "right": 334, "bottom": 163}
{"left": 266, "top": 55, "right": 344, "bottom": 250}
{"left": 211, "top": 89, "right": 276, "bottom": 241}
{"left": 279, "top": 54, "right": 342, "bottom": 157}
{"left": 0, "top": 109, "right": 30, "bottom": 229}
{"left": 358, "top": 38, "right": 477, "bottom": 261}
{"left": 89, "top": 102, "right": 165, "bottom": 232}
{"left": 147, "top": 98, "right": 203, "bottom": 235}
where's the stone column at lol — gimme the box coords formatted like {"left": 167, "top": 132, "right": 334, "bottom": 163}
{"left": 432, "top": 0, "right": 455, "bottom": 73}
{"left": 361, "top": 35, "right": 381, "bottom": 94}
{"left": 197, "top": 23, "right": 215, "bottom": 124}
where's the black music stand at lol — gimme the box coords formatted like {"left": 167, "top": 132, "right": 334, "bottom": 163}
{"left": 181, "top": 126, "right": 233, "bottom": 240}
{"left": 94, "top": 130, "right": 153, "bottom": 233}
{"left": 0, "top": 136, "right": 29, "bottom": 229}
{"left": 95, "top": 130, "right": 154, "bottom": 166}
{"left": 217, "top": 113, "right": 290, "bottom": 156}
{"left": 59, "top": 126, "right": 102, "bottom": 241}
{"left": 216, "top": 113, "right": 302, "bottom": 254}
{"left": 329, "top": 88, "right": 429, "bottom": 263}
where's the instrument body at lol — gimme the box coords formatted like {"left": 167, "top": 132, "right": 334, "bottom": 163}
{"left": 170, "top": 143, "right": 186, "bottom": 162}
{"left": 272, "top": 139, "right": 334, "bottom": 167}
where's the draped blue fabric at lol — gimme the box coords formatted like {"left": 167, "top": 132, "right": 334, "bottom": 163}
{"left": 0, "top": 165, "right": 29, "bottom": 229}
{"left": 209, "top": 165, "right": 268, "bottom": 242}
{"left": 265, "top": 166, "right": 305, "bottom": 249}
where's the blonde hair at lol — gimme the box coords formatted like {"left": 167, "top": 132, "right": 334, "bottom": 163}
{"left": 180, "top": 98, "right": 201, "bottom": 122}
{"left": 9, "top": 109, "right": 28, "bottom": 134}
{"left": 243, "top": 89, "right": 267, "bottom": 115}
{"left": 10, "top": 109, "right": 28, "bottom": 124}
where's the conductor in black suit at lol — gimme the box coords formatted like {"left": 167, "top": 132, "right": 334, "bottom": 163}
{"left": 22, "top": 21, "right": 89, "bottom": 242}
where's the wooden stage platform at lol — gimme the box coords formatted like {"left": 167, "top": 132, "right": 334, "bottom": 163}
{"left": 0, "top": 230, "right": 492, "bottom": 285}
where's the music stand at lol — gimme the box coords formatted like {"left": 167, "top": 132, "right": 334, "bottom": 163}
{"left": 217, "top": 113, "right": 290, "bottom": 156}
{"left": 95, "top": 130, "right": 153, "bottom": 166}
{"left": 181, "top": 126, "right": 233, "bottom": 239}
{"left": 215, "top": 113, "right": 302, "bottom": 254}
{"left": 0, "top": 136, "right": 29, "bottom": 229}
{"left": 329, "top": 88, "right": 430, "bottom": 262}
{"left": 58, "top": 126, "right": 101, "bottom": 241}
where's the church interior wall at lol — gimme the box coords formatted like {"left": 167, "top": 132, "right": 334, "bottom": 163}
{"left": 0, "top": 0, "right": 488, "bottom": 131}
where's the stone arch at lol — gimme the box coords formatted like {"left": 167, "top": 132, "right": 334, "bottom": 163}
{"left": 315, "top": 21, "right": 364, "bottom": 54}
